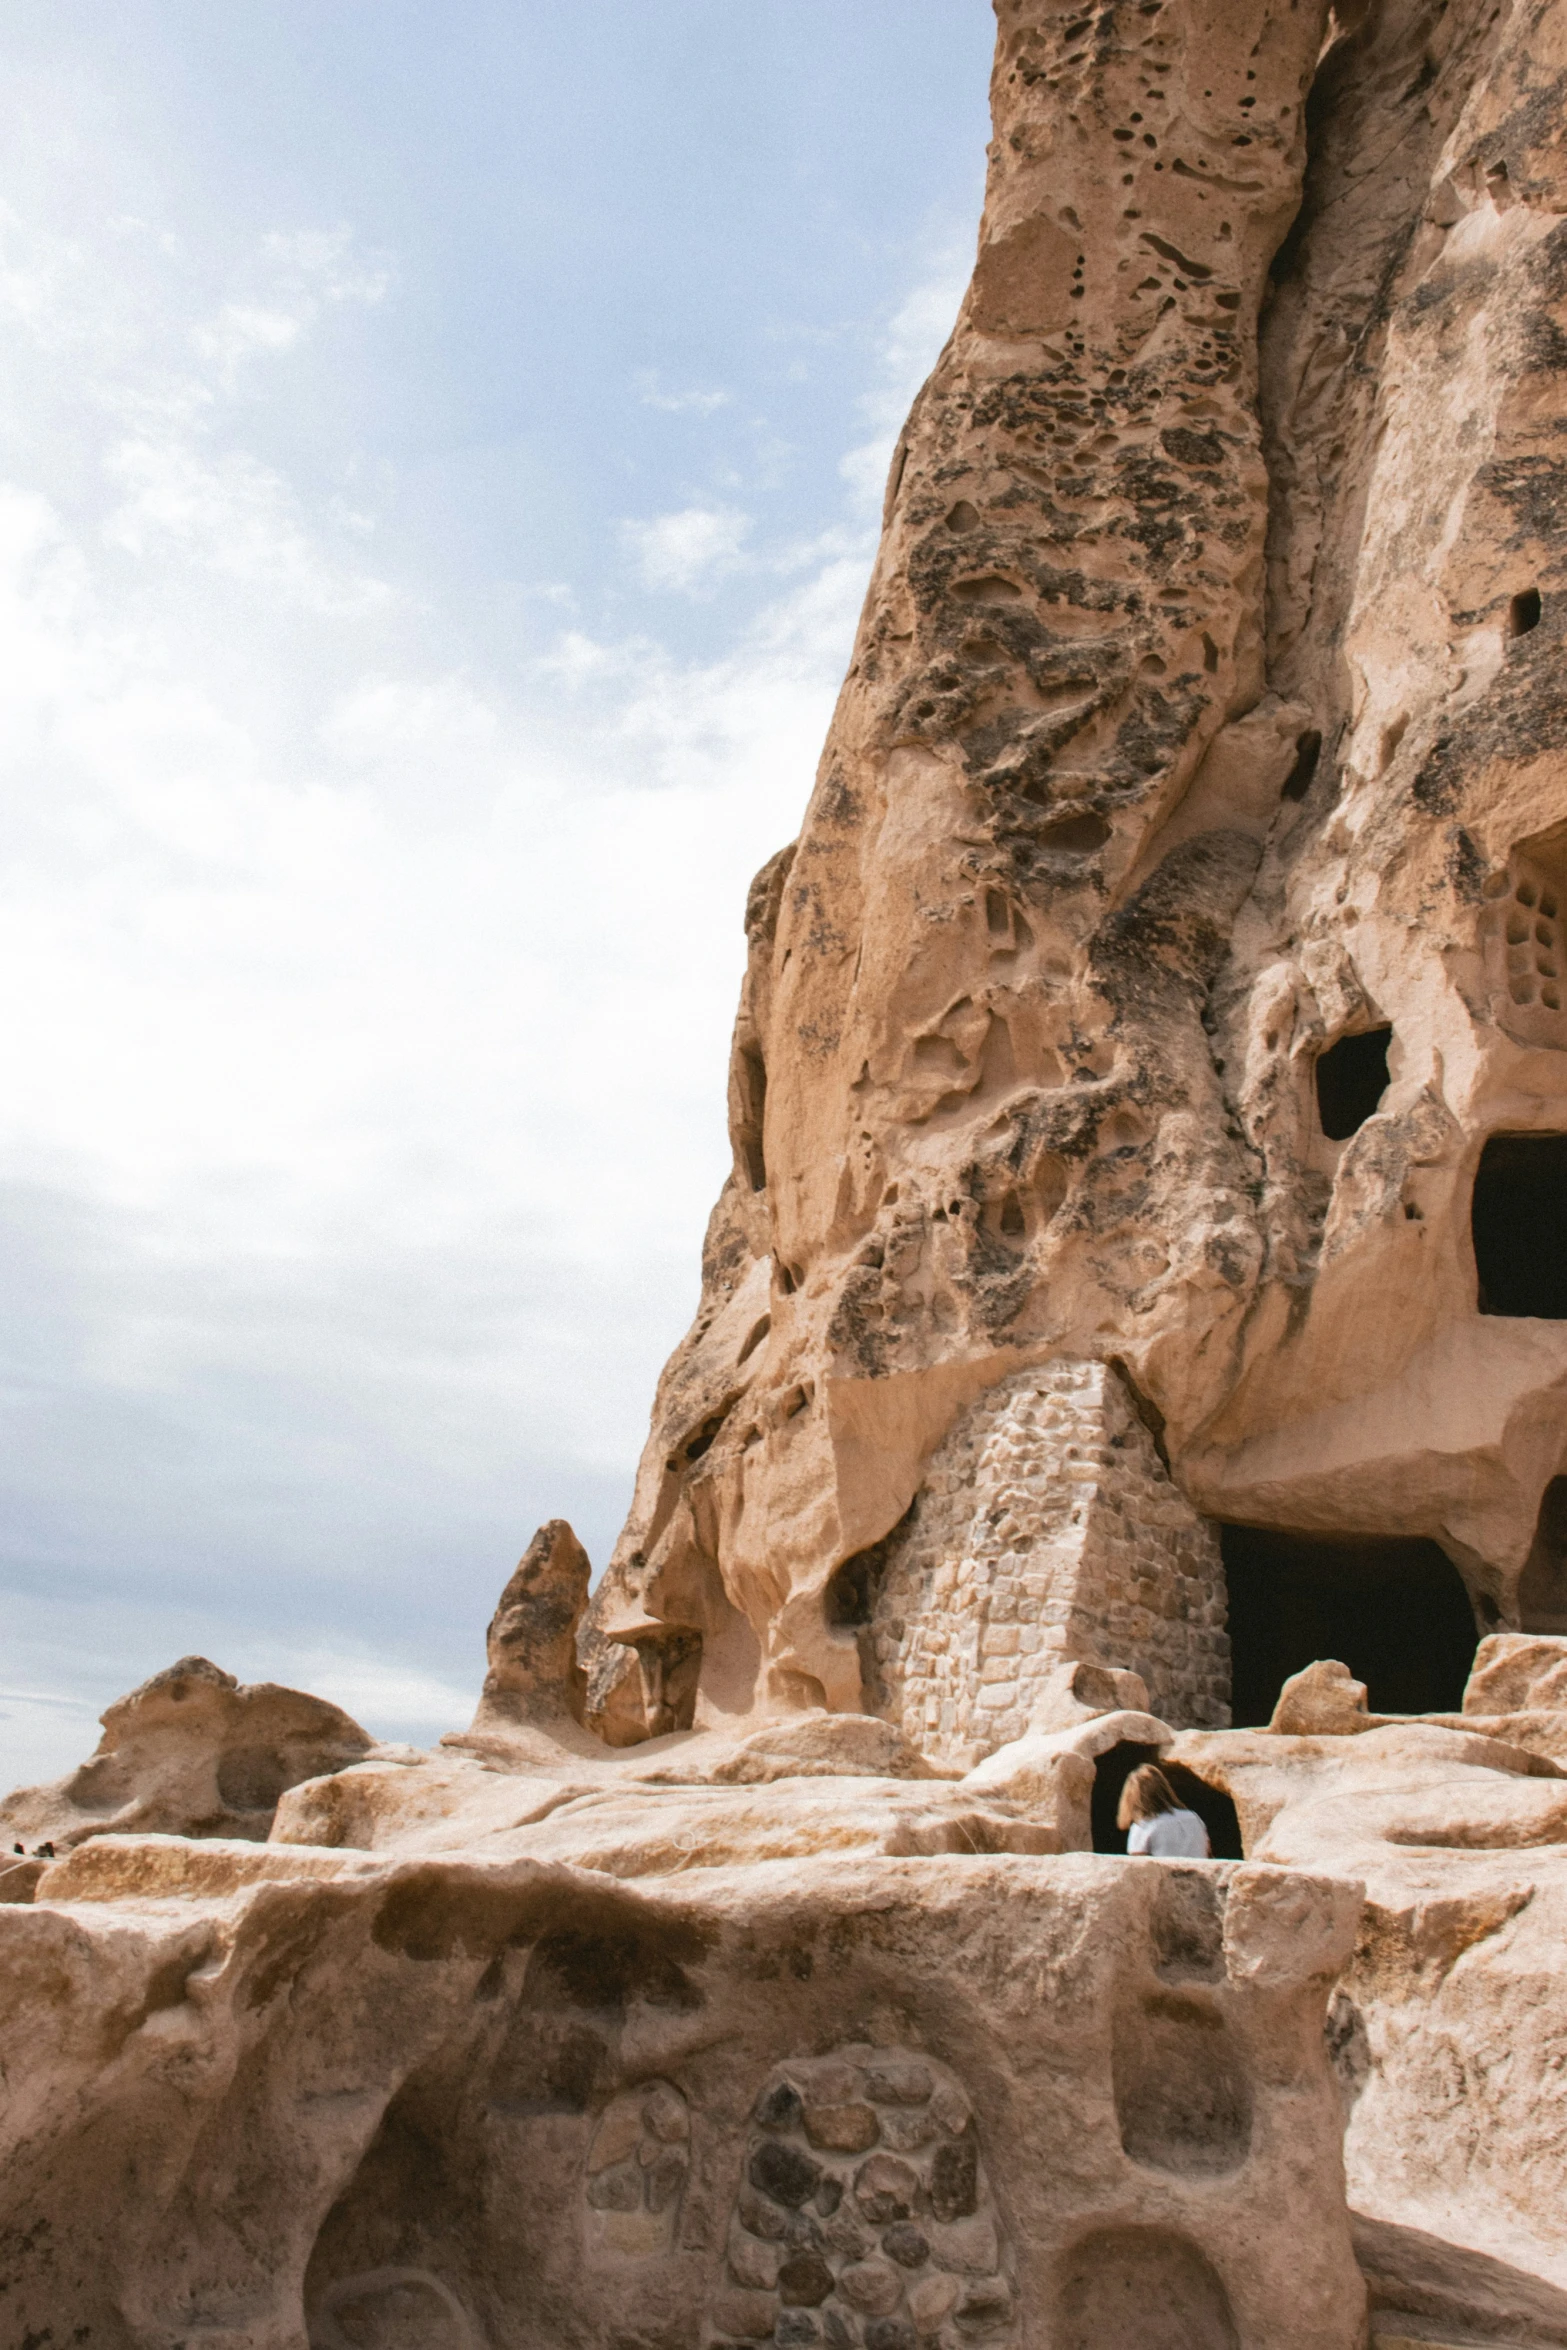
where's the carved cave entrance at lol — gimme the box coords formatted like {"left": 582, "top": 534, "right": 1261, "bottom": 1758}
{"left": 1521, "top": 1476, "right": 1567, "bottom": 1633}
{"left": 1220, "top": 1527, "right": 1477, "bottom": 1727}
{"left": 1314, "top": 1025, "right": 1391, "bottom": 1141}
{"left": 1090, "top": 1741, "right": 1243, "bottom": 1860}
{"left": 1473, "top": 1133, "right": 1567, "bottom": 1318}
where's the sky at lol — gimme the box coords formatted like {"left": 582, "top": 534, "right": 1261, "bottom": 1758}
{"left": 0, "top": 2, "right": 995, "bottom": 1784}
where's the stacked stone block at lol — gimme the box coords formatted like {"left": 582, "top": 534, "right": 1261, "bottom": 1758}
{"left": 706, "top": 2044, "right": 1013, "bottom": 2350}
{"left": 864, "top": 1360, "right": 1228, "bottom": 1764}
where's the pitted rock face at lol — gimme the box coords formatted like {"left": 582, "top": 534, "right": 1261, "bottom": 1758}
{"left": 588, "top": 0, "right": 1332, "bottom": 1734}
{"left": 710, "top": 2046, "right": 1014, "bottom": 2350}
{"left": 587, "top": 0, "right": 1567, "bottom": 1756}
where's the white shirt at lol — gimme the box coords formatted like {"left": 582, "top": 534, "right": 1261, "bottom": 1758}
{"left": 1127, "top": 1807, "right": 1211, "bottom": 1858}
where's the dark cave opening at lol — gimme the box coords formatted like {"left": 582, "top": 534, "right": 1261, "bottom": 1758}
{"left": 1520, "top": 1475, "right": 1567, "bottom": 1634}
{"left": 1091, "top": 1740, "right": 1164, "bottom": 1854}
{"left": 1509, "top": 586, "right": 1543, "bottom": 638}
{"left": 633, "top": 1629, "right": 703, "bottom": 1738}
{"left": 1315, "top": 1025, "right": 1392, "bottom": 1141}
{"left": 1281, "top": 726, "right": 1322, "bottom": 802}
{"left": 1221, "top": 1526, "right": 1478, "bottom": 1727}
{"left": 1162, "top": 1763, "right": 1244, "bottom": 1861}
{"left": 1090, "top": 1743, "right": 1244, "bottom": 1859}
{"left": 1472, "top": 1133, "right": 1567, "bottom": 1318}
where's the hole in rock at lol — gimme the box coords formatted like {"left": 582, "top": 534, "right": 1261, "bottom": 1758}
{"left": 1473, "top": 1134, "right": 1567, "bottom": 1317}
{"left": 1221, "top": 1527, "right": 1477, "bottom": 1725}
{"left": 1379, "top": 711, "right": 1409, "bottom": 770}
{"left": 945, "top": 499, "right": 981, "bottom": 533}
{"left": 1038, "top": 810, "right": 1112, "bottom": 855}
{"left": 1161, "top": 1763, "right": 1243, "bottom": 1859}
{"left": 1092, "top": 1740, "right": 1165, "bottom": 1853}
{"left": 1112, "top": 1993, "right": 1253, "bottom": 2175}
{"left": 952, "top": 574, "right": 1023, "bottom": 603}
{"left": 736, "top": 1045, "right": 768, "bottom": 1193}
{"left": 310, "top": 2268, "right": 475, "bottom": 2350}
{"left": 1147, "top": 1868, "right": 1225, "bottom": 1982}
{"left": 1056, "top": 2226, "right": 1238, "bottom": 2350}
{"left": 680, "top": 1405, "right": 732, "bottom": 1465}
{"left": 913, "top": 1032, "right": 969, "bottom": 1078}
{"left": 1520, "top": 1476, "right": 1567, "bottom": 1633}
{"left": 1314, "top": 1025, "right": 1391, "bottom": 1141}
{"left": 1281, "top": 727, "right": 1322, "bottom": 801}
{"left": 634, "top": 1628, "right": 703, "bottom": 1738}
{"left": 1034, "top": 1151, "right": 1069, "bottom": 1220}
{"left": 736, "top": 1314, "right": 771, "bottom": 1367}
{"left": 1509, "top": 586, "right": 1542, "bottom": 637}
{"left": 214, "top": 1746, "right": 297, "bottom": 1816}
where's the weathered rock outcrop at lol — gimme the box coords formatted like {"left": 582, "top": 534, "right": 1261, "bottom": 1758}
{"left": 591, "top": 0, "right": 1337, "bottom": 1728}
{"left": 0, "top": 1655, "right": 373, "bottom": 1856}
{"left": 448, "top": 1520, "right": 606, "bottom": 1765}
{"left": 1171, "top": 1684, "right": 1567, "bottom": 2311}
{"left": 0, "top": 1836, "right": 1363, "bottom": 2350}
{"left": 587, "top": 0, "right": 1567, "bottom": 1756}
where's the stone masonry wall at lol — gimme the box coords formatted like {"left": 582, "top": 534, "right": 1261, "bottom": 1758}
{"left": 863, "top": 1361, "right": 1229, "bottom": 1765}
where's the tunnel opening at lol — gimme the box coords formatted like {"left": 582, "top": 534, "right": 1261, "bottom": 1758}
{"left": 1220, "top": 1527, "right": 1477, "bottom": 1727}
{"left": 1509, "top": 586, "right": 1542, "bottom": 638}
{"left": 1091, "top": 1740, "right": 1164, "bottom": 1854}
{"left": 1161, "top": 1763, "right": 1244, "bottom": 1860}
{"left": 1473, "top": 1133, "right": 1567, "bottom": 1317}
{"left": 1520, "top": 1475, "right": 1567, "bottom": 1634}
{"left": 735, "top": 1045, "right": 768, "bottom": 1193}
{"left": 1314, "top": 1025, "right": 1392, "bottom": 1141}
{"left": 1281, "top": 726, "right": 1322, "bottom": 802}
{"left": 632, "top": 1629, "right": 704, "bottom": 1739}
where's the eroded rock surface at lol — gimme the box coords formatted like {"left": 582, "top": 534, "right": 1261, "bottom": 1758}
{"left": 0, "top": 1840, "right": 1362, "bottom": 2350}
{"left": 585, "top": 0, "right": 1567, "bottom": 1766}
{"left": 0, "top": 1655, "right": 373, "bottom": 1853}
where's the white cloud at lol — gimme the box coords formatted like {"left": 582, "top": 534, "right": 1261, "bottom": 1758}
{"left": 839, "top": 243, "right": 971, "bottom": 510}
{"left": 0, "top": 129, "right": 969, "bottom": 1783}
{"left": 104, "top": 437, "right": 391, "bottom": 612}
{"left": 262, "top": 1650, "right": 479, "bottom": 1743}
{"left": 622, "top": 502, "right": 754, "bottom": 594}
{"left": 193, "top": 230, "right": 390, "bottom": 386}
{"left": 0, "top": 1692, "right": 104, "bottom": 1799}
{"left": 259, "top": 225, "right": 391, "bottom": 308}
{"left": 635, "top": 369, "right": 731, "bottom": 416}
{"left": 193, "top": 301, "right": 305, "bottom": 375}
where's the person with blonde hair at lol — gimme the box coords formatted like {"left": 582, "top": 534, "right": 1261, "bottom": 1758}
{"left": 1116, "top": 1763, "right": 1212, "bottom": 1858}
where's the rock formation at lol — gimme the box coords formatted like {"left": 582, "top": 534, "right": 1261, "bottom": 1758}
{"left": 586, "top": 0, "right": 1567, "bottom": 1744}
{"left": 10, "top": 1, "right": 1567, "bottom": 2342}
{"left": 0, "top": 1654, "right": 373, "bottom": 1863}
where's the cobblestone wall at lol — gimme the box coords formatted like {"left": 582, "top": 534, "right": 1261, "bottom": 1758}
{"left": 861, "top": 1361, "right": 1229, "bottom": 1764}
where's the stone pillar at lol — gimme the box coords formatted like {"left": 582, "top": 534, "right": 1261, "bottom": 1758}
{"left": 864, "top": 1360, "right": 1228, "bottom": 1764}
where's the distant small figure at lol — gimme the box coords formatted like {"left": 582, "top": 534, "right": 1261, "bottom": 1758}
{"left": 33, "top": 1842, "right": 55, "bottom": 1860}
{"left": 10, "top": 1844, "right": 21, "bottom": 1856}
{"left": 1117, "top": 1764, "right": 1211, "bottom": 1858}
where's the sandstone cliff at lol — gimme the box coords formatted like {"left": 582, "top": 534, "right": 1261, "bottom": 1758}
{"left": 586, "top": 0, "right": 1567, "bottom": 1758}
